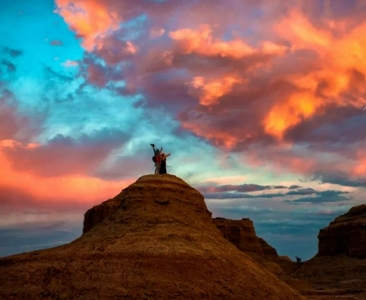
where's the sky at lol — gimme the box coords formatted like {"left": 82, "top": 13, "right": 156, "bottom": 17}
{"left": 1, "top": 0, "right": 366, "bottom": 260}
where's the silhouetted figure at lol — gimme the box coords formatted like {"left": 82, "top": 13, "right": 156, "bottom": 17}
{"left": 159, "top": 152, "right": 171, "bottom": 174}
{"left": 151, "top": 144, "right": 163, "bottom": 174}
{"left": 295, "top": 256, "right": 302, "bottom": 265}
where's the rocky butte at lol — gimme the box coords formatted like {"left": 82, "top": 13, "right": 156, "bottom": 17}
{"left": 317, "top": 204, "right": 366, "bottom": 258}
{"left": 286, "top": 205, "right": 366, "bottom": 299}
{"left": 0, "top": 175, "right": 305, "bottom": 300}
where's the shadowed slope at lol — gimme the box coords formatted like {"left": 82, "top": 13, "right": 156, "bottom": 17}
{"left": 0, "top": 175, "right": 305, "bottom": 300}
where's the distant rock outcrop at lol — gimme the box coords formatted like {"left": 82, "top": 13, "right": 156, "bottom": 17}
{"left": 0, "top": 175, "right": 304, "bottom": 300}
{"left": 213, "top": 217, "right": 279, "bottom": 261}
{"left": 317, "top": 204, "right": 366, "bottom": 258}
{"left": 213, "top": 217, "right": 264, "bottom": 255}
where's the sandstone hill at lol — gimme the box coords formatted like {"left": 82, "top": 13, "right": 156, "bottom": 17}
{"left": 0, "top": 175, "right": 304, "bottom": 300}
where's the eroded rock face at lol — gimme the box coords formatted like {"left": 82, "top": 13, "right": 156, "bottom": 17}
{"left": 83, "top": 198, "right": 123, "bottom": 234}
{"left": 213, "top": 217, "right": 264, "bottom": 255}
{"left": 0, "top": 175, "right": 304, "bottom": 300}
{"left": 213, "top": 217, "right": 280, "bottom": 262}
{"left": 258, "top": 238, "right": 279, "bottom": 260}
{"left": 317, "top": 204, "right": 366, "bottom": 258}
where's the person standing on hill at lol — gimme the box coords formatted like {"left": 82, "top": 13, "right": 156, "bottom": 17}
{"left": 159, "top": 152, "right": 171, "bottom": 174}
{"left": 151, "top": 144, "right": 163, "bottom": 174}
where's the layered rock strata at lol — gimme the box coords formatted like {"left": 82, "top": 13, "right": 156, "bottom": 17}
{"left": 212, "top": 217, "right": 264, "bottom": 255}
{"left": 317, "top": 204, "right": 366, "bottom": 258}
{"left": 213, "top": 217, "right": 280, "bottom": 261}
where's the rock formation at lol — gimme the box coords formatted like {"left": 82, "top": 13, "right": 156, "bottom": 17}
{"left": 83, "top": 197, "right": 123, "bottom": 234}
{"left": 0, "top": 174, "right": 305, "bottom": 300}
{"left": 317, "top": 204, "right": 366, "bottom": 258}
{"left": 279, "top": 205, "right": 366, "bottom": 299}
{"left": 258, "top": 237, "right": 279, "bottom": 260}
{"left": 213, "top": 217, "right": 279, "bottom": 261}
{"left": 213, "top": 217, "right": 264, "bottom": 255}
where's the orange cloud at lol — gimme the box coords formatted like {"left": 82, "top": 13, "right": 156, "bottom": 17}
{"left": 263, "top": 92, "right": 319, "bottom": 140}
{"left": 189, "top": 75, "right": 242, "bottom": 106}
{"left": 55, "top": 0, "right": 121, "bottom": 51}
{"left": 0, "top": 139, "right": 133, "bottom": 206}
{"left": 182, "top": 122, "right": 241, "bottom": 149}
{"left": 170, "top": 24, "right": 287, "bottom": 59}
{"left": 263, "top": 10, "right": 366, "bottom": 140}
{"left": 125, "top": 41, "right": 138, "bottom": 54}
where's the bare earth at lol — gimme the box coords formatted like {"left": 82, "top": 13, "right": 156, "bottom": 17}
{"left": 277, "top": 255, "right": 366, "bottom": 300}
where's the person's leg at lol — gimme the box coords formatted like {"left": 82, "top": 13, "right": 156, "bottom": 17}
{"left": 155, "top": 162, "right": 160, "bottom": 174}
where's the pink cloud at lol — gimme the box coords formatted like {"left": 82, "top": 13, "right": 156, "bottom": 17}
{"left": 0, "top": 90, "right": 39, "bottom": 142}
{"left": 94, "top": 36, "right": 138, "bottom": 66}
{"left": 0, "top": 139, "right": 134, "bottom": 212}
{"left": 188, "top": 75, "right": 243, "bottom": 106}
{"left": 86, "top": 62, "right": 107, "bottom": 86}
{"left": 1, "top": 129, "right": 129, "bottom": 177}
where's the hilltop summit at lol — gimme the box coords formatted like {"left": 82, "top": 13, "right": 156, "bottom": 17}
{"left": 0, "top": 174, "right": 304, "bottom": 299}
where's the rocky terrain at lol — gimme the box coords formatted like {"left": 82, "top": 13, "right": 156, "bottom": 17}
{"left": 280, "top": 205, "right": 366, "bottom": 300}
{"left": 0, "top": 174, "right": 304, "bottom": 300}
{"left": 211, "top": 207, "right": 366, "bottom": 300}
{"left": 1, "top": 174, "right": 365, "bottom": 299}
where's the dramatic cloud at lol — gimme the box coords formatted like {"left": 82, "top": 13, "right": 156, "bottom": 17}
{"left": 52, "top": 0, "right": 366, "bottom": 187}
